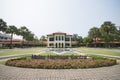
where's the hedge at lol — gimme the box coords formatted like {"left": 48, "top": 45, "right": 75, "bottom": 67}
{"left": 5, "top": 57, "right": 117, "bottom": 69}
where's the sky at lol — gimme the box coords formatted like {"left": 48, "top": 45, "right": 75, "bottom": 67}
{"left": 0, "top": 0, "right": 120, "bottom": 39}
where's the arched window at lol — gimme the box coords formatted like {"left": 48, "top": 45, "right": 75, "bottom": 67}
{"left": 62, "top": 36, "right": 64, "bottom": 40}
{"left": 59, "top": 36, "right": 61, "bottom": 41}
{"left": 56, "top": 36, "right": 57, "bottom": 41}
{"left": 59, "top": 43, "right": 60, "bottom": 48}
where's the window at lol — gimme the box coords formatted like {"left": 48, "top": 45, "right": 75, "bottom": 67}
{"left": 62, "top": 36, "right": 64, "bottom": 40}
{"left": 49, "top": 43, "right": 54, "bottom": 47}
{"left": 56, "top": 36, "right": 57, "bottom": 41}
{"left": 65, "top": 38, "right": 70, "bottom": 41}
{"left": 59, "top": 36, "right": 61, "bottom": 41}
{"left": 65, "top": 43, "right": 70, "bottom": 48}
{"left": 49, "top": 38, "right": 54, "bottom": 41}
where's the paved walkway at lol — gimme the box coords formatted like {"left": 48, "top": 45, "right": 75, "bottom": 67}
{"left": 0, "top": 48, "right": 120, "bottom": 80}
{"left": 91, "top": 54, "right": 120, "bottom": 60}
{"left": 0, "top": 64, "right": 120, "bottom": 80}
{"left": 0, "top": 54, "right": 32, "bottom": 60}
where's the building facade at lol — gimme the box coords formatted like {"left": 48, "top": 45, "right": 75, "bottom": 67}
{"left": 0, "top": 33, "right": 11, "bottom": 47}
{"left": 47, "top": 32, "right": 72, "bottom": 48}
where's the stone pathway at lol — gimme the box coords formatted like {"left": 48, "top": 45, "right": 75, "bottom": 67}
{"left": 91, "top": 54, "right": 120, "bottom": 60}
{"left": 0, "top": 48, "right": 120, "bottom": 80}
{"left": 0, "top": 64, "right": 120, "bottom": 80}
{"left": 0, "top": 54, "right": 32, "bottom": 60}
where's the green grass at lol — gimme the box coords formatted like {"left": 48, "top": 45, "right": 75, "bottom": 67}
{"left": 0, "top": 47, "right": 120, "bottom": 57}
{"left": 0, "top": 60, "right": 6, "bottom": 65}
{"left": 60, "top": 52, "right": 79, "bottom": 56}
{"left": 76, "top": 47, "right": 120, "bottom": 56}
{"left": 40, "top": 52, "right": 57, "bottom": 56}
{"left": 40, "top": 52, "right": 80, "bottom": 56}
{"left": 0, "top": 47, "right": 45, "bottom": 56}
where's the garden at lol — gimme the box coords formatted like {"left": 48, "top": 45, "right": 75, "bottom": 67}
{"left": 5, "top": 53, "right": 117, "bottom": 69}
{"left": 0, "top": 47, "right": 119, "bottom": 69}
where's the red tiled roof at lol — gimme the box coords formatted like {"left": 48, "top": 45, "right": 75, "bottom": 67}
{"left": 47, "top": 32, "right": 72, "bottom": 36}
{"left": 47, "top": 34, "right": 53, "bottom": 36}
{"left": 66, "top": 34, "right": 72, "bottom": 36}
{"left": 53, "top": 32, "right": 66, "bottom": 34}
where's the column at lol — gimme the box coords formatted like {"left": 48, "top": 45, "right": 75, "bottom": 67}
{"left": 70, "top": 37, "right": 71, "bottom": 47}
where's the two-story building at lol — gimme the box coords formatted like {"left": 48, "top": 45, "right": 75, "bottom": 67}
{"left": 47, "top": 32, "right": 72, "bottom": 48}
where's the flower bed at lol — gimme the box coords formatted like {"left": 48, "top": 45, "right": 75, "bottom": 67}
{"left": 5, "top": 56, "right": 117, "bottom": 69}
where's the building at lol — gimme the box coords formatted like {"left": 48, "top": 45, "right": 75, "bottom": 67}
{"left": 0, "top": 33, "right": 11, "bottom": 47}
{"left": 0, "top": 33, "right": 10, "bottom": 40}
{"left": 47, "top": 32, "right": 72, "bottom": 48}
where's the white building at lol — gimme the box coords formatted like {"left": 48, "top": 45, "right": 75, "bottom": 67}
{"left": 47, "top": 32, "right": 72, "bottom": 48}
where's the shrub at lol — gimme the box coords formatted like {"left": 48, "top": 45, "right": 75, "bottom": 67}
{"left": 90, "top": 56, "right": 107, "bottom": 60}
{"left": 5, "top": 57, "right": 117, "bottom": 69}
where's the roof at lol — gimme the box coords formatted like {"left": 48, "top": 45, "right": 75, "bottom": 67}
{"left": 47, "top": 32, "right": 72, "bottom": 36}
{"left": 0, "top": 33, "right": 10, "bottom": 38}
{"left": 53, "top": 32, "right": 66, "bottom": 34}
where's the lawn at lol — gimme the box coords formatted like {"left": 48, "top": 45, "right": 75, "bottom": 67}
{"left": 40, "top": 52, "right": 79, "bottom": 56}
{"left": 40, "top": 52, "right": 57, "bottom": 56}
{"left": 76, "top": 47, "right": 120, "bottom": 56}
{"left": 0, "top": 47, "right": 45, "bottom": 56}
{"left": 0, "top": 60, "right": 6, "bottom": 65}
{"left": 60, "top": 52, "right": 79, "bottom": 56}
{"left": 0, "top": 47, "right": 120, "bottom": 57}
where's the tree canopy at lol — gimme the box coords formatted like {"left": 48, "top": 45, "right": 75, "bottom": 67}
{"left": 0, "top": 19, "right": 7, "bottom": 32}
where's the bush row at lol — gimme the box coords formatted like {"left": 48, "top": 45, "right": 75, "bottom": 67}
{"left": 32, "top": 55, "right": 87, "bottom": 59}
{"left": 5, "top": 58, "right": 117, "bottom": 69}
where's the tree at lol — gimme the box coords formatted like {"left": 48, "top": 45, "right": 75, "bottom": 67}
{"left": 83, "top": 37, "right": 93, "bottom": 47}
{"left": 0, "top": 19, "right": 7, "bottom": 33}
{"left": 77, "top": 36, "right": 83, "bottom": 46}
{"left": 40, "top": 35, "right": 46, "bottom": 47}
{"left": 100, "top": 21, "right": 117, "bottom": 48}
{"left": 116, "top": 26, "right": 120, "bottom": 41}
{"left": 88, "top": 27, "right": 101, "bottom": 47}
{"left": 34, "top": 36, "right": 39, "bottom": 41}
{"left": 72, "top": 34, "right": 79, "bottom": 41}
{"left": 19, "top": 26, "right": 30, "bottom": 46}
{"left": 40, "top": 35, "right": 46, "bottom": 41}
{"left": 72, "top": 34, "right": 83, "bottom": 46}
{"left": 19, "top": 26, "right": 29, "bottom": 40}
{"left": 6, "top": 25, "right": 17, "bottom": 49}
{"left": 88, "top": 27, "right": 101, "bottom": 41}
{"left": 25, "top": 32, "right": 35, "bottom": 41}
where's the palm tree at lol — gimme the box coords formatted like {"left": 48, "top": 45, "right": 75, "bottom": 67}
{"left": 88, "top": 27, "right": 101, "bottom": 47}
{"left": 83, "top": 37, "right": 93, "bottom": 47}
{"left": 19, "top": 26, "right": 30, "bottom": 47}
{"left": 88, "top": 27, "right": 101, "bottom": 41}
{"left": 0, "top": 19, "right": 7, "bottom": 33}
{"left": 40, "top": 35, "right": 47, "bottom": 47}
{"left": 6, "top": 25, "right": 17, "bottom": 49}
{"left": 72, "top": 34, "right": 79, "bottom": 41}
{"left": 25, "top": 32, "right": 35, "bottom": 41}
{"left": 100, "top": 21, "right": 117, "bottom": 48}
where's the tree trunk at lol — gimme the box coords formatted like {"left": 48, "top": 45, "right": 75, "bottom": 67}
{"left": 94, "top": 37, "right": 97, "bottom": 48}
{"left": 10, "top": 33, "right": 13, "bottom": 49}
{"left": 108, "top": 43, "right": 111, "bottom": 48}
{"left": 22, "top": 38, "right": 24, "bottom": 48}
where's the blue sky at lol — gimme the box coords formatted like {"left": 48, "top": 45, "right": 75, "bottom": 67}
{"left": 0, "top": 0, "right": 120, "bottom": 38}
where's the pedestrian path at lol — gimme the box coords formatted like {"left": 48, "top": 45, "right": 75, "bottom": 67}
{"left": 0, "top": 64, "right": 120, "bottom": 80}
{"left": 91, "top": 54, "right": 120, "bottom": 60}
{"left": 0, "top": 54, "right": 32, "bottom": 60}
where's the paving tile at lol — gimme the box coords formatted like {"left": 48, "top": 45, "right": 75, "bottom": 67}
{"left": 0, "top": 64, "right": 120, "bottom": 80}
